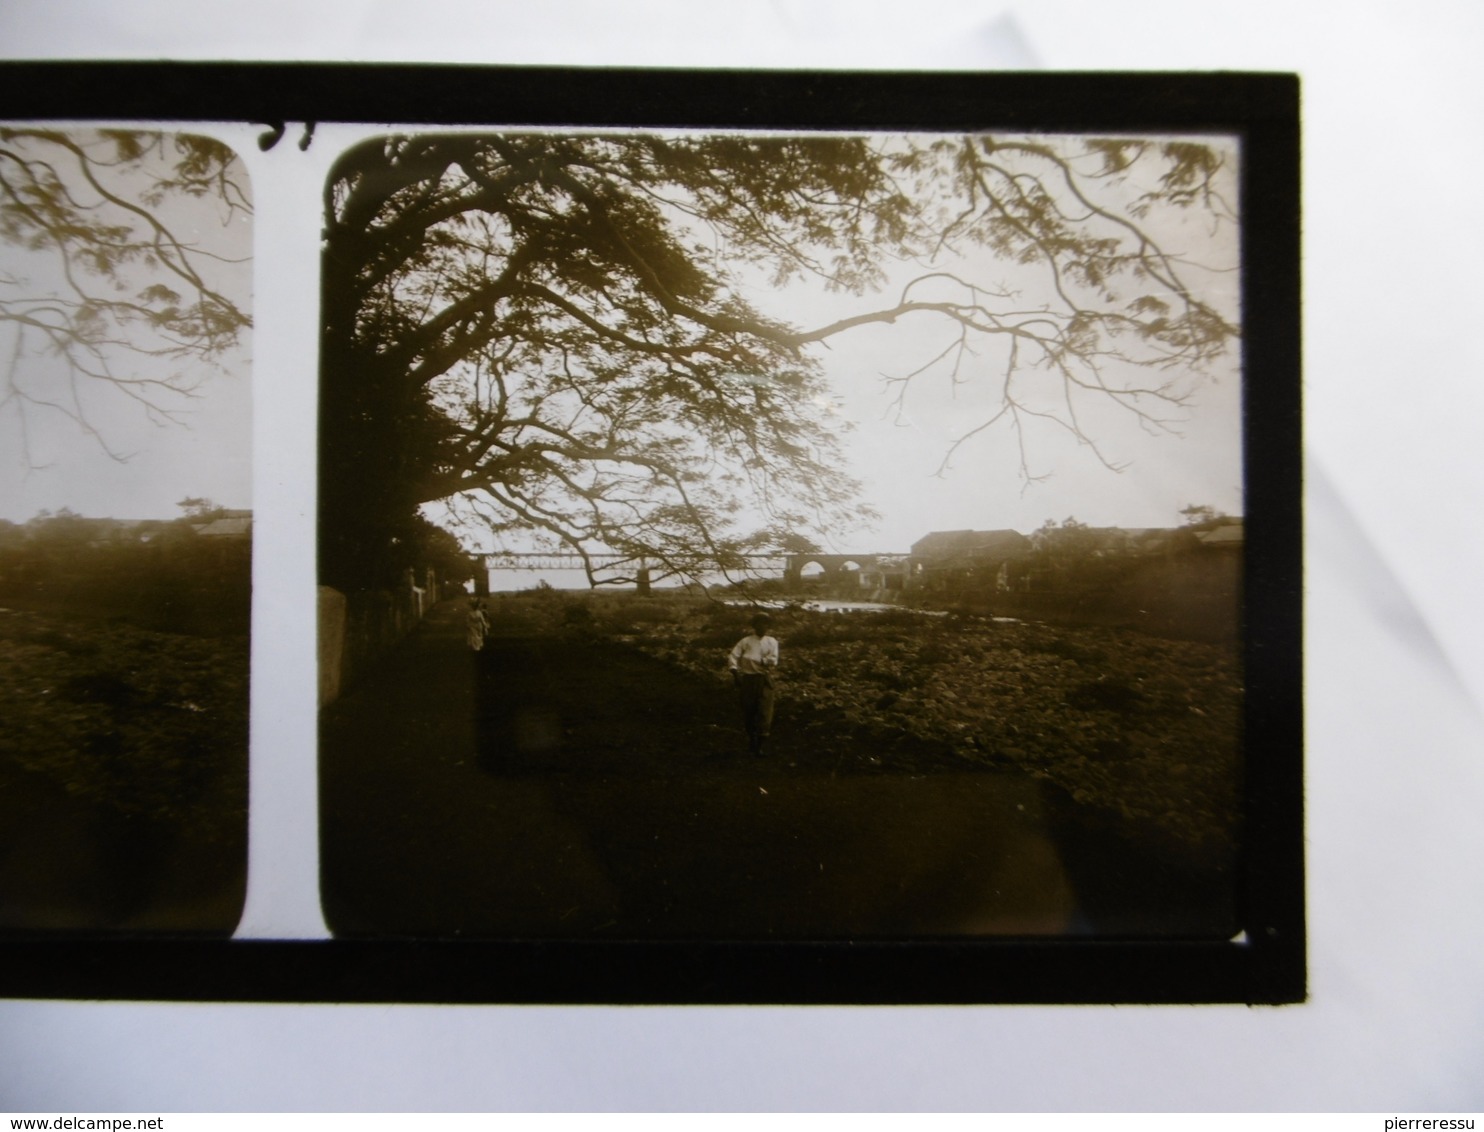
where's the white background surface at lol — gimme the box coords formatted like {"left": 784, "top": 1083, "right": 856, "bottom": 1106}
{"left": 3, "top": 0, "right": 1483, "bottom": 1112}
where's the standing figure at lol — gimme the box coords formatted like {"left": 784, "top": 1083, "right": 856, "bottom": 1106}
{"left": 728, "top": 611, "right": 779, "bottom": 757}
{"left": 465, "top": 597, "right": 489, "bottom": 652}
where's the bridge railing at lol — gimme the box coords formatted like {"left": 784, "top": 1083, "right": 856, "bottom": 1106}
{"left": 482, "top": 553, "right": 791, "bottom": 572}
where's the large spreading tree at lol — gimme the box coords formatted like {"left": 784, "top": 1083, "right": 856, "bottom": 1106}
{"left": 319, "top": 131, "right": 1238, "bottom": 592}
{"left": 0, "top": 128, "right": 251, "bottom": 465}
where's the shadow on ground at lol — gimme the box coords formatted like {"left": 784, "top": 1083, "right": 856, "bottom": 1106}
{"left": 320, "top": 600, "right": 1236, "bottom": 940}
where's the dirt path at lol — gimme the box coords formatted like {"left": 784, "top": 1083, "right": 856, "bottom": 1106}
{"left": 320, "top": 600, "right": 1235, "bottom": 939}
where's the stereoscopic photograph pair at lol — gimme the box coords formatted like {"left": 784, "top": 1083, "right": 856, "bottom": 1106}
{"left": 0, "top": 64, "right": 1302, "bottom": 1004}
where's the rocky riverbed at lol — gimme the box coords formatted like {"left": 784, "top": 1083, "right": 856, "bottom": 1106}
{"left": 0, "top": 605, "right": 248, "bottom": 837}
{"left": 576, "top": 596, "right": 1243, "bottom": 871}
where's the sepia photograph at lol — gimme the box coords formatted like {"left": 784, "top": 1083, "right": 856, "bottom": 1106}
{"left": 0, "top": 126, "right": 253, "bottom": 934}
{"left": 0, "top": 62, "right": 1300, "bottom": 1005}
{"left": 317, "top": 127, "right": 1250, "bottom": 941}
{"left": 13, "top": 2, "right": 1484, "bottom": 1109}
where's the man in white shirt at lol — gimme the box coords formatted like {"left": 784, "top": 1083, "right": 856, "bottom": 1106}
{"left": 728, "top": 611, "right": 779, "bottom": 757}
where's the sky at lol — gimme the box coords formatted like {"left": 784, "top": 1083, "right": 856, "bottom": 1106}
{"left": 805, "top": 309, "right": 1244, "bottom": 552}
{"left": 751, "top": 133, "right": 1245, "bottom": 554}
{"left": 430, "top": 129, "right": 1244, "bottom": 571}
{"left": 0, "top": 124, "right": 1240, "bottom": 551}
{"left": 0, "top": 127, "right": 254, "bottom": 523}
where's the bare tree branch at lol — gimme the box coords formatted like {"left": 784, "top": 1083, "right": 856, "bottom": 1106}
{"left": 1, "top": 129, "right": 252, "bottom": 465}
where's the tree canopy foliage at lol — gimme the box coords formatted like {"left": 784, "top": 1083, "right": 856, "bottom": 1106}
{"left": 1178, "top": 503, "right": 1230, "bottom": 529}
{"left": 320, "top": 131, "right": 1238, "bottom": 591}
{"left": 0, "top": 128, "right": 251, "bottom": 462}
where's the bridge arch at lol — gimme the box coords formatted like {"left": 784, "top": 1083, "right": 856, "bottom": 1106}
{"left": 783, "top": 553, "right": 881, "bottom": 587}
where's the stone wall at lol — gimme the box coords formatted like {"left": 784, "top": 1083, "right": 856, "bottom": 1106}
{"left": 319, "top": 570, "right": 442, "bottom": 705}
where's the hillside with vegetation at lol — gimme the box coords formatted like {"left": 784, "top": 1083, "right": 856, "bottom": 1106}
{"left": 0, "top": 510, "right": 249, "bottom": 932}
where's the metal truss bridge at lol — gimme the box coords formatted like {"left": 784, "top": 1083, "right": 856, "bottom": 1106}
{"left": 483, "top": 552, "right": 787, "bottom": 573}
{"left": 482, "top": 552, "right": 902, "bottom": 584}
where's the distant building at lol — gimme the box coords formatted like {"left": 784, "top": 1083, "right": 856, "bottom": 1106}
{"left": 857, "top": 554, "right": 910, "bottom": 592}
{"left": 910, "top": 529, "right": 1031, "bottom": 561}
{"left": 909, "top": 529, "right": 1032, "bottom": 591}
{"left": 1121, "top": 527, "right": 1195, "bottom": 556}
{"left": 82, "top": 518, "right": 166, "bottom": 547}
{"left": 195, "top": 515, "right": 253, "bottom": 539}
{"left": 1194, "top": 520, "right": 1244, "bottom": 549}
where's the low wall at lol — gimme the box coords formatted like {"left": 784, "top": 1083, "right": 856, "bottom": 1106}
{"left": 319, "top": 582, "right": 434, "bottom": 705}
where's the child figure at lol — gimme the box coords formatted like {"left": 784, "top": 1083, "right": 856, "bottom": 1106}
{"left": 728, "top": 612, "right": 779, "bottom": 756}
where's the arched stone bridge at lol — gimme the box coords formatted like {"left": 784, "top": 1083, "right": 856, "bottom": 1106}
{"left": 782, "top": 553, "right": 890, "bottom": 586}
